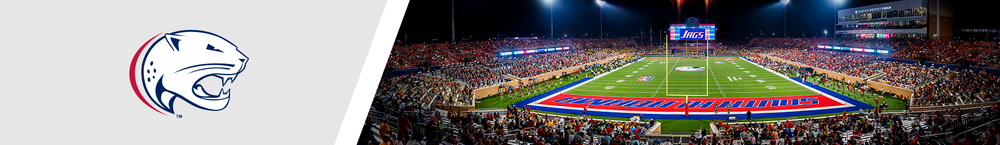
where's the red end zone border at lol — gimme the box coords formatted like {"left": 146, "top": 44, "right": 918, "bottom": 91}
{"left": 535, "top": 94, "right": 846, "bottom": 114}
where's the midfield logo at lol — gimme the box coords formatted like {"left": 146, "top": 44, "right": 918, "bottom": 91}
{"left": 674, "top": 66, "right": 706, "bottom": 72}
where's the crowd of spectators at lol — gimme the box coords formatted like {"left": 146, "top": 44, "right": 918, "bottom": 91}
{"left": 812, "top": 38, "right": 920, "bottom": 51}
{"left": 976, "top": 48, "right": 1000, "bottom": 68}
{"left": 748, "top": 37, "right": 919, "bottom": 51}
{"left": 374, "top": 72, "right": 476, "bottom": 106}
{"left": 491, "top": 38, "right": 638, "bottom": 52}
{"left": 766, "top": 49, "right": 878, "bottom": 72}
{"left": 748, "top": 38, "right": 818, "bottom": 48}
{"left": 434, "top": 63, "right": 511, "bottom": 89}
{"left": 717, "top": 112, "right": 900, "bottom": 145}
{"left": 912, "top": 69, "right": 1000, "bottom": 107}
{"left": 869, "top": 61, "right": 948, "bottom": 90}
{"left": 891, "top": 40, "right": 1000, "bottom": 68}
{"left": 492, "top": 39, "right": 576, "bottom": 52}
{"left": 501, "top": 106, "right": 656, "bottom": 145}
{"left": 715, "top": 106, "right": 1000, "bottom": 145}
{"left": 746, "top": 55, "right": 791, "bottom": 73}
{"left": 361, "top": 103, "right": 658, "bottom": 145}
{"left": 385, "top": 38, "right": 636, "bottom": 71}
{"left": 386, "top": 42, "right": 498, "bottom": 70}
{"left": 486, "top": 50, "right": 614, "bottom": 78}
{"left": 378, "top": 49, "right": 616, "bottom": 107}
{"left": 569, "top": 39, "right": 638, "bottom": 50}
{"left": 711, "top": 44, "right": 748, "bottom": 56}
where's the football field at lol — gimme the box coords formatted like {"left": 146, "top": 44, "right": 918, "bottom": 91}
{"left": 562, "top": 57, "right": 817, "bottom": 98}
{"left": 517, "top": 56, "right": 882, "bottom": 133}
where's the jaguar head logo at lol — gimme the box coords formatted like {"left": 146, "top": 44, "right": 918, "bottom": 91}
{"left": 130, "top": 30, "right": 248, "bottom": 115}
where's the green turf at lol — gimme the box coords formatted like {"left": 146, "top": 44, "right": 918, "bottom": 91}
{"left": 563, "top": 58, "right": 817, "bottom": 98}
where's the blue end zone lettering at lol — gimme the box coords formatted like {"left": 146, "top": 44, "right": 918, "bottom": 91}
{"left": 719, "top": 101, "right": 743, "bottom": 108}
{"left": 570, "top": 99, "right": 616, "bottom": 106}
{"left": 568, "top": 98, "right": 598, "bottom": 104}
{"left": 717, "top": 101, "right": 731, "bottom": 108}
{"left": 552, "top": 97, "right": 581, "bottom": 103}
{"left": 780, "top": 98, "right": 799, "bottom": 106}
{"left": 742, "top": 100, "right": 758, "bottom": 108}
{"left": 643, "top": 101, "right": 666, "bottom": 108}
{"left": 648, "top": 101, "right": 677, "bottom": 108}
{"left": 676, "top": 101, "right": 705, "bottom": 108}
{"left": 691, "top": 101, "right": 714, "bottom": 108}
{"left": 604, "top": 100, "right": 637, "bottom": 107}
{"left": 799, "top": 97, "right": 819, "bottom": 105}
{"left": 757, "top": 100, "right": 782, "bottom": 107}
{"left": 623, "top": 100, "right": 655, "bottom": 108}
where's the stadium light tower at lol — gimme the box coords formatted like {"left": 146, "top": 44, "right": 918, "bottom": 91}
{"left": 781, "top": 0, "right": 789, "bottom": 37}
{"left": 597, "top": 0, "right": 605, "bottom": 38}
{"left": 834, "top": 0, "right": 844, "bottom": 38}
{"left": 543, "top": 0, "right": 555, "bottom": 38}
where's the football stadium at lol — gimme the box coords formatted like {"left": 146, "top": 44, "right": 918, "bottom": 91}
{"left": 360, "top": 0, "right": 997, "bottom": 144}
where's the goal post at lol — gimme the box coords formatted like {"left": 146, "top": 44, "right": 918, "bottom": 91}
{"left": 663, "top": 36, "right": 711, "bottom": 97}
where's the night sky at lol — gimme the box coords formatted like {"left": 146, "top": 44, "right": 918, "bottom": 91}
{"left": 394, "top": 0, "right": 989, "bottom": 43}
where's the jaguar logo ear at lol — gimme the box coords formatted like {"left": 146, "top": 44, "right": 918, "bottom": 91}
{"left": 165, "top": 35, "right": 182, "bottom": 51}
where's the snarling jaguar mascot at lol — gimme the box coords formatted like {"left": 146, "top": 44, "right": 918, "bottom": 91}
{"left": 140, "top": 30, "right": 248, "bottom": 114}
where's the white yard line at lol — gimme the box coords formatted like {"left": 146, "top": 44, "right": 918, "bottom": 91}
{"left": 707, "top": 60, "right": 728, "bottom": 97}
{"left": 651, "top": 57, "right": 681, "bottom": 97}
{"left": 650, "top": 79, "right": 667, "bottom": 97}
{"left": 740, "top": 57, "right": 853, "bottom": 106}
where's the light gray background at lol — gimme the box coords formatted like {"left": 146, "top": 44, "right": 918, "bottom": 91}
{"left": 0, "top": 0, "right": 397, "bottom": 144}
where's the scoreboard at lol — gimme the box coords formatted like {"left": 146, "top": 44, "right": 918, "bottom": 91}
{"left": 669, "top": 24, "right": 716, "bottom": 40}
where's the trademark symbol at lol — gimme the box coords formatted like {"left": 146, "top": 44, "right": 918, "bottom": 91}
{"left": 176, "top": 114, "right": 183, "bottom": 118}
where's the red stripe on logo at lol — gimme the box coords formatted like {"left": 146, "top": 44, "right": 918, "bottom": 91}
{"left": 131, "top": 33, "right": 165, "bottom": 115}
